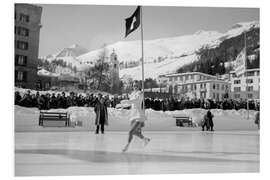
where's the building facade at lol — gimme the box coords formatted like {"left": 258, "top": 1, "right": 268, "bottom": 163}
{"left": 229, "top": 68, "right": 260, "bottom": 100}
{"left": 15, "top": 4, "right": 42, "bottom": 89}
{"left": 159, "top": 72, "right": 230, "bottom": 100}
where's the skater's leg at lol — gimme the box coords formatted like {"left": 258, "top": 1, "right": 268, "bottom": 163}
{"left": 101, "top": 124, "right": 104, "bottom": 134}
{"left": 122, "top": 121, "right": 140, "bottom": 152}
{"left": 96, "top": 125, "right": 99, "bottom": 134}
{"left": 133, "top": 123, "right": 150, "bottom": 146}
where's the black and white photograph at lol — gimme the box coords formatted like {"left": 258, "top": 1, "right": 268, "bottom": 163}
{"left": 10, "top": 0, "right": 264, "bottom": 178}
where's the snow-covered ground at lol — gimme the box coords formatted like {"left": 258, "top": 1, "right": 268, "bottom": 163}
{"left": 14, "top": 105, "right": 258, "bottom": 132}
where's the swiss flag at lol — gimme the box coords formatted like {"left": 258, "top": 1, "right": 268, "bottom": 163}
{"left": 125, "top": 6, "right": 141, "bottom": 37}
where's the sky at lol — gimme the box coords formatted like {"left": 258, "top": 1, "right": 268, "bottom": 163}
{"left": 38, "top": 4, "right": 259, "bottom": 57}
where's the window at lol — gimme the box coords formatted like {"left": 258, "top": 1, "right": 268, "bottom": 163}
{"left": 19, "top": 13, "right": 29, "bottom": 22}
{"left": 204, "top": 83, "right": 206, "bottom": 88}
{"left": 213, "top": 93, "right": 215, "bottom": 99}
{"left": 200, "top": 83, "right": 203, "bottom": 89}
{"left": 179, "top": 76, "right": 183, "bottom": 81}
{"left": 16, "top": 71, "right": 27, "bottom": 82}
{"left": 17, "top": 27, "right": 29, "bottom": 36}
{"left": 114, "top": 64, "right": 117, "bottom": 68}
{"left": 222, "top": 84, "right": 225, "bottom": 90}
{"left": 185, "top": 75, "right": 189, "bottom": 80}
{"left": 216, "top": 93, "right": 219, "bottom": 100}
{"left": 15, "top": 55, "right": 27, "bottom": 66}
{"left": 169, "top": 77, "right": 172, "bottom": 81}
{"left": 217, "top": 84, "right": 220, "bottom": 90}
{"left": 213, "top": 84, "right": 216, "bottom": 89}
{"left": 234, "top": 94, "right": 240, "bottom": 99}
{"left": 246, "top": 86, "right": 253, "bottom": 92}
{"left": 234, "top": 87, "right": 241, "bottom": 92}
{"left": 246, "top": 79, "right": 253, "bottom": 84}
{"left": 191, "top": 75, "right": 194, "bottom": 80}
{"left": 234, "top": 80, "right": 241, "bottom": 84}
{"left": 16, "top": 41, "right": 28, "bottom": 50}
{"left": 246, "top": 71, "right": 255, "bottom": 77}
{"left": 232, "top": 73, "right": 237, "bottom": 78}
{"left": 194, "top": 84, "right": 197, "bottom": 90}
{"left": 248, "top": 93, "right": 253, "bottom": 99}
{"left": 174, "top": 77, "right": 178, "bottom": 81}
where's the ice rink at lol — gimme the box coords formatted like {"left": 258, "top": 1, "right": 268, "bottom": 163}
{"left": 15, "top": 131, "right": 259, "bottom": 176}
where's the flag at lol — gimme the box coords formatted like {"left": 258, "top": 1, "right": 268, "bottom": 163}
{"left": 234, "top": 48, "right": 246, "bottom": 76}
{"left": 125, "top": 6, "right": 141, "bottom": 37}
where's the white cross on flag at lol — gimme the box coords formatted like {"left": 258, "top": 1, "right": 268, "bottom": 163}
{"left": 125, "top": 6, "right": 141, "bottom": 37}
{"left": 234, "top": 48, "right": 246, "bottom": 76}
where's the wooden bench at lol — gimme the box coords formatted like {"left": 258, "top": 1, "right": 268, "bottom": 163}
{"left": 39, "top": 111, "right": 70, "bottom": 127}
{"left": 173, "top": 115, "right": 193, "bottom": 127}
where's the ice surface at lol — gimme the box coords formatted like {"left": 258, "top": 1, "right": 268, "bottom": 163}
{"left": 15, "top": 131, "right": 259, "bottom": 176}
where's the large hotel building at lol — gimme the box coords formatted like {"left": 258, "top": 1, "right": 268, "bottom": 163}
{"left": 158, "top": 72, "right": 230, "bottom": 101}
{"left": 229, "top": 68, "right": 260, "bottom": 100}
{"left": 15, "top": 4, "right": 42, "bottom": 89}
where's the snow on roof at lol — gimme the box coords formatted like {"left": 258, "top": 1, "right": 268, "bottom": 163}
{"left": 37, "top": 68, "right": 59, "bottom": 77}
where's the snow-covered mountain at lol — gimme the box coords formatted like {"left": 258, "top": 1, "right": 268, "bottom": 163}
{"left": 43, "top": 21, "right": 259, "bottom": 79}
{"left": 44, "top": 44, "right": 91, "bottom": 71}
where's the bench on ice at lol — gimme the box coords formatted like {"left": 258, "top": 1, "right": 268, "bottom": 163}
{"left": 173, "top": 115, "right": 193, "bottom": 127}
{"left": 39, "top": 111, "right": 70, "bottom": 127}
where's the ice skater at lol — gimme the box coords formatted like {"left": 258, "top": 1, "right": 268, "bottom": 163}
{"left": 118, "top": 81, "right": 150, "bottom": 152}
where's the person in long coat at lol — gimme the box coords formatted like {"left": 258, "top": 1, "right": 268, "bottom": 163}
{"left": 207, "top": 110, "right": 214, "bottom": 131}
{"left": 94, "top": 94, "right": 108, "bottom": 134}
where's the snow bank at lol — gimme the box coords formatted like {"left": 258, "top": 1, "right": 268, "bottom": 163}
{"left": 14, "top": 105, "right": 258, "bottom": 132}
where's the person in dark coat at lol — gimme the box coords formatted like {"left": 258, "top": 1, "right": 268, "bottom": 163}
{"left": 202, "top": 113, "right": 210, "bottom": 131}
{"left": 94, "top": 94, "right": 108, "bottom": 134}
{"left": 255, "top": 111, "right": 260, "bottom": 129}
{"left": 207, "top": 110, "right": 214, "bottom": 131}
{"left": 15, "top": 91, "right": 22, "bottom": 105}
{"left": 19, "top": 90, "right": 32, "bottom": 107}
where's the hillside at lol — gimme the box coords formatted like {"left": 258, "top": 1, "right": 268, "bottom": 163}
{"left": 43, "top": 21, "right": 259, "bottom": 80}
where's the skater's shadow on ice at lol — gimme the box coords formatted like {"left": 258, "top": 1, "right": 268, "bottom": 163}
{"left": 15, "top": 149, "right": 258, "bottom": 163}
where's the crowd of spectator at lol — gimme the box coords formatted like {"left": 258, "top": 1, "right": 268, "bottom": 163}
{"left": 15, "top": 90, "right": 260, "bottom": 111}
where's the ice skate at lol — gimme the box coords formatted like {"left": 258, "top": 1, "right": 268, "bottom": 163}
{"left": 122, "top": 144, "right": 129, "bottom": 152}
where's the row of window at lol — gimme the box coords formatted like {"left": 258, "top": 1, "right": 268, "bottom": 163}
{"left": 15, "top": 26, "right": 29, "bottom": 37}
{"left": 168, "top": 75, "right": 210, "bottom": 82}
{"left": 15, "top": 70, "right": 27, "bottom": 82}
{"left": 15, "top": 12, "right": 30, "bottom": 22}
{"left": 212, "top": 83, "right": 228, "bottom": 90}
{"left": 234, "top": 79, "right": 254, "bottom": 84}
{"left": 233, "top": 86, "right": 254, "bottom": 92}
{"left": 231, "top": 71, "right": 259, "bottom": 78}
{"left": 16, "top": 40, "right": 28, "bottom": 50}
{"left": 234, "top": 93, "right": 253, "bottom": 99}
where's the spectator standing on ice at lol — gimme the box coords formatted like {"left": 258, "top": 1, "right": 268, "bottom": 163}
{"left": 255, "top": 111, "right": 260, "bottom": 129}
{"left": 94, "top": 94, "right": 108, "bottom": 134}
{"left": 119, "top": 81, "right": 150, "bottom": 152}
{"left": 207, "top": 110, "right": 214, "bottom": 131}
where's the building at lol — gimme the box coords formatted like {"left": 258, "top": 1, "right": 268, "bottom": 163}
{"left": 36, "top": 68, "right": 58, "bottom": 90}
{"left": 15, "top": 4, "right": 42, "bottom": 89}
{"left": 109, "top": 50, "right": 120, "bottom": 94}
{"left": 159, "top": 72, "right": 230, "bottom": 100}
{"left": 229, "top": 68, "right": 260, "bottom": 99}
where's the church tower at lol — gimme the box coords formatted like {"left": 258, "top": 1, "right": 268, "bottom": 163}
{"left": 110, "top": 49, "right": 120, "bottom": 94}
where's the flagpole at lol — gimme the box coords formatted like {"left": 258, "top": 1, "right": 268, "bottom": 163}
{"left": 140, "top": 6, "right": 145, "bottom": 114}
{"left": 244, "top": 31, "right": 249, "bottom": 120}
